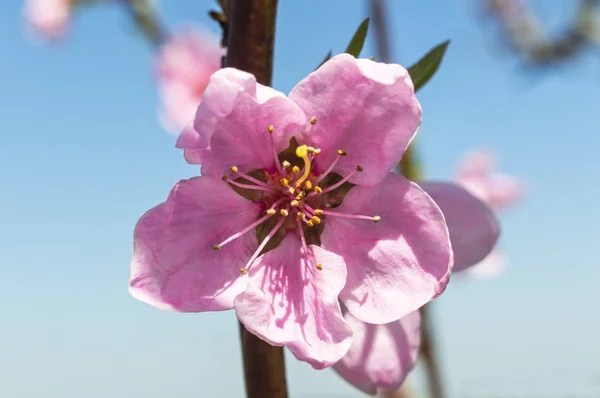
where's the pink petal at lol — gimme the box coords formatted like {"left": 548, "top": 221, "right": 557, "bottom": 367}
{"left": 129, "top": 176, "right": 261, "bottom": 312}
{"left": 24, "top": 0, "right": 70, "bottom": 40}
{"left": 419, "top": 181, "right": 500, "bottom": 273}
{"left": 464, "top": 249, "right": 505, "bottom": 279}
{"left": 234, "top": 231, "right": 353, "bottom": 369}
{"left": 333, "top": 311, "right": 421, "bottom": 395}
{"left": 176, "top": 68, "right": 307, "bottom": 176}
{"left": 321, "top": 173, "right": 452, "bottom": 324}
{"left": 156, "top": 27, "right": 224, "bottom": 133}
{"left": 288, "top": 54, "right": 421, "bottom": 186}
{"left": 487, "top": 173, "right": 525, "bottom": 210}
{"left": 455, "top": 149, "right": 495, "bottom": 181}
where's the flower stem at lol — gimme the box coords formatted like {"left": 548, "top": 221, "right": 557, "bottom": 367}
{"left": 225, "top": 1, "right": 288, "bottom": 398}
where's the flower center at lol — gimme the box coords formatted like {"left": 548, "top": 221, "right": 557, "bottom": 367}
{"left": 213, "top": 117, "right": 380, "bottom": 274}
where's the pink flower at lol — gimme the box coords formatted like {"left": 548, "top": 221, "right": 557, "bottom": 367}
{"left": 24, "top": 0, "right": 70, "bottom": 40}
{"left": 331, "top": 183, "right": 500, "bottom": 394}
{"left": 130, "top": 54, "right": 499, "bottom": 369}
{"left": 333, "top": 311, "right": 421, "bottom": 395}
{"left": 156, "top": 27, "right": 224, "bottom": 134}
{"left": 455, "top": 149, "right": 524, "bottom": 277}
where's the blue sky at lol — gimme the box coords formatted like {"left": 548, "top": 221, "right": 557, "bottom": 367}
{"left": 1, "top": 1, "right": 599, "bottom": 397}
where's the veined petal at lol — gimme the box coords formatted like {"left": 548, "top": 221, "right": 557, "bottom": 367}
{"left": 419, "top": 181, "right": 500, "bottom": 273}
{"left": 333, "top": 311, "right": 421, "bottom": 395}
{"left": 176, "top": 68, "right": 307, "bottom": 175}
{"left": 129, "top": 176, "right": 261, "bottom": 312}
{"left": 289, "top": 54, "right": 421, "bottom": 186}
{"left": 321, "top": 173, "right": 452, "bottom": 324}
{"left": 235, "top": 231, "right": 353, "bottom": 369}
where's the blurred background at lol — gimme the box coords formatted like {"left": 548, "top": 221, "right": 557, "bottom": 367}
{"left": 1, "top": 1, "right": 599, "bottom": 397}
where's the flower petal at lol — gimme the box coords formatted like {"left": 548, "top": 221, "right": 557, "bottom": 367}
{"left": 156, "top": 27, "right": 224, "bottom": 133}
{"left": 419, "top": 181, "right": 500, "bottom": 273}
{"left": 464, "top": 249, "right": 505, "bottom": 279}
{"left": 333, "top": 311, "right": 421, "bottom": 395}
{"left": 235, "top": 231, "right": 353, "bottom": 369}
{"left": 321, "top": 173, "right": 452, "bottom": 324}
{"left": 129, "top": 176, "right": 261, "bottom": 312}
{"left": 288, "top": 54, "right": 421, "bottom": 186}
{"left": 176, "top": 68, "right": 307, "bottom": 175}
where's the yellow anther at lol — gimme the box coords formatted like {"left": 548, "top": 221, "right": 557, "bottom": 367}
{"left": 356, "top": 165, "right": 364, "bottom": 172}
{"left": 288, "top": 187, "right": 296, "bottom": 195}
{"left": 338, "top": 149, "right": 347, "bottom": 156}
{"left": 290, "top": 200, "right": 299, "bottom": 207}
{"left": 310, "top": 216, "right": 321, "bottom": 225}
{"left": 316, "top": 263, "right": 323, "bottom": 270}
{"left": 304, "top": 181, "right": 313, "bottom": 190}
{"left": 314, "top": 186, "right": 322, "bottom": 194}
{"left": 312, "top": 148, "right": 321, "bottom": 155}
{"left": 267, "top": 125, "right": 274, "bottom": 134}
{"left": 280, "top": 178, "right": 289, "bottom": 187}
{"left": 212, "top": 245, "right": 221, "bottom": 251}
{"left": 282, "top": 160, "right": 291, "bottom": 168}
{"left": 306, "top": 146, "right": 317, "bottom": 154}
{"left": 310, "top": 116, "right": 317, "bottom": 125}
{"left": 230, "top": 166, "right": 239, "bottom": 173}
{"left": 296, "top": 192, "right": 305, "bottom": 200}
{"left": 297, "top": 212, "right": 306, "bottom": 220}
{"left": 291, "top": 166, "right": 301, "bottom": 175}
{"left": 221, "top": 175, "right": 229, "bottom": 181}
{"left": 240, "top": 268, "right": 248, "bottom": 274}
{"left": 314, "top": 209, "right": 324, "bottom": 216}
{"left": 266, "top": 209, "right": 277, "bottom": 215}
{"left": 373, "top": 215, "right": 381, "bottom": 223}
{"left": 280, "top": 209, "right": 289, "bottom": 217}
{"left": 307, "top": 221, "right": 314, "bottom": 227}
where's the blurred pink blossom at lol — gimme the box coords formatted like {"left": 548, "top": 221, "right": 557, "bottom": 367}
{"left": 156, "top": 27, "right": 224, "bottom": 134}
{"left": 456, "top": 149, "right": 525, "bottom": 278}
{"left": 24, "top": 0, "right": 71, "bottom": 40}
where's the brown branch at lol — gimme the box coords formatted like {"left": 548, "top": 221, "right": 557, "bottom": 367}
{"left": 225, "top": 1, "right": 287, "bottom": 398}
{"left": 485, "top": 0, "right": 600, "bottom": 66}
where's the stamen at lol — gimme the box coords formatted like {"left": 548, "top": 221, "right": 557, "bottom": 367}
{"left": 302, "top": 203, "right": 316, "bottom": 216}
{"left": 307, "top": 221, "right": 314, "bottom": 227}
{"left": 314, "top": 149, "right": 346, "bottom": 185}
{"left": 280, "top": 209, "right": 289, "bottom": 217}
{"left": 297, "top": 212, "right": 306, "bottom": 220}
{"left": 312, "top": 165, "right": 363, "bottom": 196}
{"left": 314, "top": 209, "right": 324, "bottom": 216}
{"left": 313, "top": 186, "right": 322, "bottom": 194}
{"left": 266, "top": 209, "right": 277, "bottom": 215}
{"left": 270, "top": 197, "right": 288, "bottom": 210}
{"left": 316, "top": 263, "right": 323, "bottom": 271}
{"left": 310, "top": 116, "right": 317, "bottom": 125}
{"left": 291, "top": 166, "right": 301, "bottom": 175}
{"left": 239, "top": 216, "right": 286, "bottom": 274}
{"left": 280, "top": 178, "right": 289, "bottom": 187}
{"left": 290, "top": 200, "right": 300, "bottom": 207}
{"left": 225, "top": 177, "right": 274, "bottom": 193}
{"left": 310, "top": 216, "right": 321, "bottom": 224}
{"left": 320, "top": 209, "right": 381, "bottom": 223}
{"left": 304, "top": 181, "right": 313, "bottom": 190}
{"left": 213, "top": 212, "right": 275, "bottom": 250}
{"left": 267, "top": 125, "right": 283, "bottom": 175}
{"left": 229, "top": 166, "right": 273, "bottom": 189}
{"left": 282, "top": 160, "right": 291, "bottom": 175}
{"left": 295, "top": 217, "right": 309, "bottom": 254}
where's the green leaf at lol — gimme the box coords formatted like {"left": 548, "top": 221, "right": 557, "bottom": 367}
{"left": 344, "top": 18, "right": 370, "bottom": 57}
{"left": 407, "top": 40, "right": 450, "bottom": 92}
{"left": 316, "top": 50, "right": 332, "bottom": 70}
